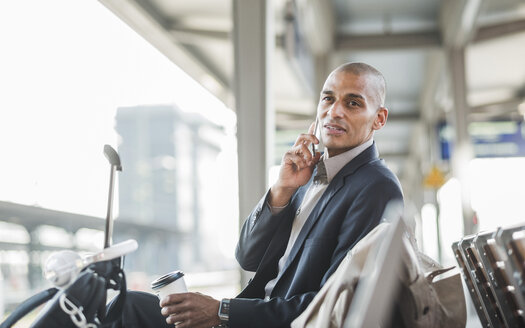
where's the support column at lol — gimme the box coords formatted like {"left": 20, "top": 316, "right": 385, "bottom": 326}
{"left": 233, "top": 0, "right": 274, "bottom": 285}
{"left": 447, "top": 47, "right": 475, "bottom": 235}
{"left": 440, "top": 0, "right": 484, "bottom": 237}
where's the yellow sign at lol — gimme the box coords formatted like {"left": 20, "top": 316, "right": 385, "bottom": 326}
{"left": 424, "top": 166, "right": 446, "bottom": 189}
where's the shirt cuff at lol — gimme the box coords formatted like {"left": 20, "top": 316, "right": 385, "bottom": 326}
{"left": 267, "top": 201, "right": 288, "bottom": 215}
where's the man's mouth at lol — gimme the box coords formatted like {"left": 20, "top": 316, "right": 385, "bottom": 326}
{"left": 324, "top": 123, "right": 346, "bottom": 134}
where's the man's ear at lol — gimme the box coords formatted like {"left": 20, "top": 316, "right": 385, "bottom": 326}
{"left": 373, "top": 106, "right": 388, "bottom": 130}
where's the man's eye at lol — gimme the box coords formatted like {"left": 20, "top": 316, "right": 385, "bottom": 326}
{"left": 347, "top": 100, "right": 360, "bottom": 107}
{"left": 322, "top": 96, "right": 333, "bottom": 102}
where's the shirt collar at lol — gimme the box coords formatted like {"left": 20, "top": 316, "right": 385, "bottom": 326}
{"left": 321, "top": 138, "right": 374, "bottom": 183}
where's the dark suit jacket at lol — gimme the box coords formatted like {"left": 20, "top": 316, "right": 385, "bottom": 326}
{"left": 230, "top": 143, "right": 403, "bottom": 327}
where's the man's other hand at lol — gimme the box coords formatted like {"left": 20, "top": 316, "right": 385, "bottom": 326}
{"left": 160, "top": 292, "right": 221, "bottom": 328}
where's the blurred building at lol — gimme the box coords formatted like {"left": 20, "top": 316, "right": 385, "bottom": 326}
{"left": 115, "top": 104, "right": 225, "bottom": 275}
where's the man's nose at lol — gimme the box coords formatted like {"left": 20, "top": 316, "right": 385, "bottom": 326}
{"left": 328, "top": 101, "right": 344, "bottom": 118}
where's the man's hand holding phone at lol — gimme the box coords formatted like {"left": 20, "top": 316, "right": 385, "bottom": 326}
{"left": 269, "top": 121, "right": 321, "bottom": 207}
{"left": 311, "top": 118, "right": 324, "bottom": 157}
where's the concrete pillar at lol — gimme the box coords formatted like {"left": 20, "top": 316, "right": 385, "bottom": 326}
{"left": 233, "top": 0, "right": 274, "bottom": 285}
{"left": 447, "top": 47, "right": 475, "bottom": 235}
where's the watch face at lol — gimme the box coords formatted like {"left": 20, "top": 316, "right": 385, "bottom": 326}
{"left": 220, "top": 302, "right": 229, "bottom": 314}
{"left": 219, "top": 299, "right": 230, "bottom": 322}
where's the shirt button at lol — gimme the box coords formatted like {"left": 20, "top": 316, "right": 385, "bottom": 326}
{"left": 296, "top": 208, "right": 301, "bottom": 216}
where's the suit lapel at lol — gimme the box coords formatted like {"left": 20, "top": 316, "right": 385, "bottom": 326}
{"left": 276, "top": 143, "right": 380, "bottom": 280}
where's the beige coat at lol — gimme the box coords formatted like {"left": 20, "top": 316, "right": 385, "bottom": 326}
{"left": 291, "top": 222, "right": 466, "bottom": 328}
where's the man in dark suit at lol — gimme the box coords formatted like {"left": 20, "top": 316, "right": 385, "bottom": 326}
{"left": 115, "top": 62, "right": 403, "bottom": 328}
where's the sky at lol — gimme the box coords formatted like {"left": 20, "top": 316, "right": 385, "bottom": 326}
{"left": 0, "top": 0, "right": 235, "bottom": 218}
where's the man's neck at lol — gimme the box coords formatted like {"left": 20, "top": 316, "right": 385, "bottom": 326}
{"left": 322, "top": 138, "right": 374, "bottom": 183}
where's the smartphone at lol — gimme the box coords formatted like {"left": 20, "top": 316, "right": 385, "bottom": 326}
{"left": 311, "top": 118, "right": 323, "bottom": 155}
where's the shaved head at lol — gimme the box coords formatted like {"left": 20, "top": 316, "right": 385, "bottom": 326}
{"left": 332, "top": 62, "right": 386, "bottom": 107}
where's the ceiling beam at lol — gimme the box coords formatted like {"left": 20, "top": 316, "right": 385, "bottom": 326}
{"left": 180, "top": 43, "right": 230, "bottom": 89}
{"left": 440, "top": 0, "right": 484, "bottom": 48}
{"left": 335, "top": 31, "right": 441, "bottom": 50}
{"left": 471, "top": 97, "right": 524, "bottom": 114}
{"left": 133, "top": 0, "right": 171, "bottom": 28}
{"left": 98, "top": 0, "right": 231, "bottom": 104}
{"left": 167, "top": 27, "right": 289, "bottom": 50}
{"left": 131, "top": 0, "right": 230, "bottom": 91}
{"left": 334, "top": 17, "right": 525, "bottom": 52}
{"left": 163, "top": 17, "right": 525, "bottom": 50}
{"left": 474, "top": 19, "right": 525, "bottom": 42}
{"left": 169, "top": 27, "right": 230, "bottom": 42}
{"left": 468, "top": 97, "right": 524, "bottom": 121}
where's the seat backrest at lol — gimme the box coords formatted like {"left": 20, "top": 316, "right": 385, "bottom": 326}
{"left": 342, "top": 200, "right": 406, "bottom": 328}
{"left": 453, "top": 224, "right": 525, "bottom": 328}
{"left": 474, "top": 230, "right": 525, "bottom": 327}
{"left": 452, "top": 240, "right": 492, "bottom": 327}
{"left": 458, "top": 235, "right": 505, "bottom": 327}
{"left": 499, "top": 229, "right": 525, "bottom": 286}
{"left": 495, "top": 226, "right": 525, "bottom": 311}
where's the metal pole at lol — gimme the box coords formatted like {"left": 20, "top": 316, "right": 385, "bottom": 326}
{"left": 104, "top": 165, "right": 116, "bottom": 248}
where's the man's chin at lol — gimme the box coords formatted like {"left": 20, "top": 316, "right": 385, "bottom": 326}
{"left": 325, "top": 145, "right": 350, "bottom": 157}
{"left": 324, "top": 140, "right": 347, "bottom": 150}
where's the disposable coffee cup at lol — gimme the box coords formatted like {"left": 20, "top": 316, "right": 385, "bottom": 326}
{"left": 151, "top": 270, "right": 187, "bottom": 300}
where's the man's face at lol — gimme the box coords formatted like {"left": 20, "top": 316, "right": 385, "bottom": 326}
{"left": 317, "top": 70, "right": 387, "bottom": 157}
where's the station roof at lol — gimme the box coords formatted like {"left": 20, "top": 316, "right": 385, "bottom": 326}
{"left": 98, "top": 0, "right": 525, "bottom": 188}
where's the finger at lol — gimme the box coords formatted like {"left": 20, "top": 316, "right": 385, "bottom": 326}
{"left": 160, "top": 293, "right": 186, "bottom": 307}
{"left": 293, "top": 133, "right": 317, "bottom": 147}
{"left": 161, "top": 298, "right": 192, "bottom": 316}
{"left": 297, "top": 142, "right": 316, "bottom": 163}
{"left": 310, "top": 120, "right": 320, "bottom": 147}
{"left": 312, "top": 151, "right": 322, "bottom": 163}
{"left": 307, "top": 120, "right": 316, "bottom": 135}
{"left": 162, "top": 298, "right": 198, "bottom": 317}
{"left": 284, "top": 155, "right": 307, "bottom": 171}
{"left": 169, "top": 314, "right": 198, "bottom": 328}
{"left": 175, "top": 320, "right": 194, "bottom": 328}
{"left": 161, "top": 304, "right": 178, "bottom": 316}
{"left": 284, "top": 151, "right": 310, "bottom": 169}
{"left": 166, "top": 312, "right": 188, "bottom": 325}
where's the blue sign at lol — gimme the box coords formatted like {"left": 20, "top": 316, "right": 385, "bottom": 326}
{"left": 439, "top": 120, "right": 525, "bottom": 159}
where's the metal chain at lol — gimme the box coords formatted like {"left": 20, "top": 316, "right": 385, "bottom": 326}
{"left": 59, "top": 293, "right": 98, "bottom": 328}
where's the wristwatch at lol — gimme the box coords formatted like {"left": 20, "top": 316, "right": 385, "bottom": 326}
{"left": 218, "top": 298, "right": 230, "bottom": 326}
